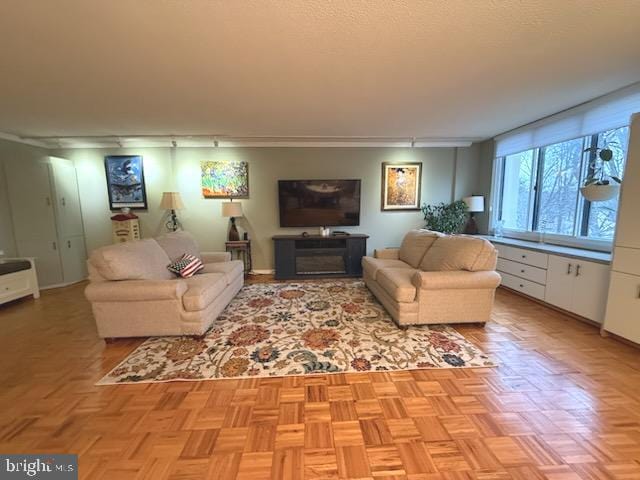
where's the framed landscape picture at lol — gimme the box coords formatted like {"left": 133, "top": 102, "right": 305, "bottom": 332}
{"left": 201, "top": 160, "right": 249, "bottom": 198}
{"left": 381, "top": 162, "right": 422, "bottom": 211}
{"left": 104, "top": 155, "right": 148, "bottom": 210}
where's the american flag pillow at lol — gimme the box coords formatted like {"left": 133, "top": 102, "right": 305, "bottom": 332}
{"left": 167, "top": 254, "right": 204, "bottom": 278}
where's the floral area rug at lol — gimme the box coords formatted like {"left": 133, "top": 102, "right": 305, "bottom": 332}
{"left": 98, "top": 281, "right": 495, "bottom": 384}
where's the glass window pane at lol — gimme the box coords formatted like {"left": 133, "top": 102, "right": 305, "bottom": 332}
{"left": 500, "top": 150, "right": 535, "bottom": 230}
{"left": 536, "top": 138, "right": 584, "bottom": 236}
{"left": 586, "top": 126, "right": 629, "bottom": 240}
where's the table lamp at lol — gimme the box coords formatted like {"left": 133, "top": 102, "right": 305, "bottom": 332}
{"left": 222, "top": 201, "right": 243, "bottom": 241}
{"left": 160, "top": 192, "right": 185, "bottom": 232}
{"left": 463, "top": 195, "right": 484, "bottom": 235}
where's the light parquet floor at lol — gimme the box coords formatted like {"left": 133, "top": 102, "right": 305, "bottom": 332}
{"left": 0, "top": 278, "right": 639, "bottom": 479}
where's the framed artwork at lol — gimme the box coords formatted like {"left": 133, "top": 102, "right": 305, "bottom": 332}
{"left": 104, "top": 155, "right": 148, "bottom": 210}
{"left": 201, "top": 160, "right": 249, "bottom": 198}
{"left": 381, "top": 162, "right": 422, "bottom": 211}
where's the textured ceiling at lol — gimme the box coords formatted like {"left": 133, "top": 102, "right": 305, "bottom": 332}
{"left": 1, "top": 0, "right": 639, "bottom": 141}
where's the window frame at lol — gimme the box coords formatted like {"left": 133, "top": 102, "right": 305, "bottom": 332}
{"left": 491, "top": 128, "right": 629, "bottom": 253}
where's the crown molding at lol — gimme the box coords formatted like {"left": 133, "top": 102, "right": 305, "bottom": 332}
{"left": 0, "top": 131, "right": 50, "bottom": 148}
{"left": 16, "top": 134, "right": 482, "bottom": 149}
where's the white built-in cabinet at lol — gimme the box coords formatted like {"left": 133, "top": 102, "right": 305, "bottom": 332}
{"left": 493, "top": 242, "right": 611, "bottom": 324}
{"left": 544, "top": 255, "right": 610, "bottom": 323}
{"left": 4, "top": 156, "right": 87, "bottom": 287}
{"left": 603, "top": 113, "right": 640, "bottom": 344}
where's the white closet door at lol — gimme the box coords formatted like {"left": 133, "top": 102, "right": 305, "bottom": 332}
{"left": 5, "top": 159, "right": 63, "bottom": 286}
{"left": 5, "top": 159, "right": 58, "bottom": 241}
{"left": 60, "top": 235, "right": 87, "bottom": 284}
{"left": 50, "top": 157, "right": 84, "bottom": 238}
{"left": 604, "top": 272, "right": 640, "bottom": 343}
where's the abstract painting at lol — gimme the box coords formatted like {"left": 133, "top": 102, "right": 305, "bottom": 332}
{"left": 104, "top": 155, "right": 148, "bottom": 210}
{"left": 201, "top": 160, "right": 249, "bottom": 198}
{"left": 381, "top": 162, "right": 422, "bottom": 210}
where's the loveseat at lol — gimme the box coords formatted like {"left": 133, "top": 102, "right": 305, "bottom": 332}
{"left": 85, "top": 231, "right": 243, "bottom": 338}
{"left": 363, "top": 230, "right": 500, "bottom": 326}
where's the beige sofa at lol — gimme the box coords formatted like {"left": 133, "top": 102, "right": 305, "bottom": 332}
{"left": 85, "top": 231, "right": 243, "bottom": 338}
{"left": 363, "top": 230, "right": 500, "bottom": 326}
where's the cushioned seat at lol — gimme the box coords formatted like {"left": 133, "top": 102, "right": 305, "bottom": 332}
{"left": 85, "top": 231, "right": 244, "bottom": 338}
{"left": 362, "top": 256, "right": 413, "bottom": 281}
{"left": 376, "top": 268, "right": 418, "bottom": 303}
{"left": 362, "top": 230, "right": 500, "bottom": 326}
{"left": 201, "top": 260, "right": 244, "bottom": 284}
{"left": 182, "top": 273, "right": 227, "bottom": 311}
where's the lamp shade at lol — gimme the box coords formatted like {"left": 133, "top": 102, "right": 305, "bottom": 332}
{"left": 463, "top": 196, "right": 484, "bottom": 213}
{"left": 160, "top": 192, "right": 185, "bottom": 210}
{"left": 221, "top": 201, "right": 243, "bottom": 218}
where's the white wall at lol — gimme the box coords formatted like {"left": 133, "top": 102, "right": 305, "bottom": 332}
{"left": 55, "top": 145, "right": 484, "bottom": 270}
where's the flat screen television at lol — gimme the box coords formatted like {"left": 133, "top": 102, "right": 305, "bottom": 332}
{"left": 278, "top": 179, "right": 361, "bottom": 227}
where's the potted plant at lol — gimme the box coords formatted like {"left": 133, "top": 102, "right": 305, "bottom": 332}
{"left": 421, "top": 200, "right": 468, "bottom": 234}
{"left": 580, "top": 146, "right": 622, "bottom": 202}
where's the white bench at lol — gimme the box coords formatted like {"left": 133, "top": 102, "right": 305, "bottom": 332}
{"left": 0, "top": 258, "right": 40, "bottom": 305}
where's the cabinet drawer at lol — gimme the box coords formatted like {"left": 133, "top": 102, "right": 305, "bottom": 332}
{"left": 612, "top": 247, "right": 640, "bottom": 276}
{"left": 603, "top": 272, "right": 640, "bottom": 343}
{"left": 0, "top": 271, "right": 31, "bottom": 301}
{"left": 495, "top": 245, "right": 548, "bottom": 269}
{"left": 497, "top": 258, "right": 547, "bottom": 285}
{"left": 500, "top": 272, "right": 546, "bottom": 300}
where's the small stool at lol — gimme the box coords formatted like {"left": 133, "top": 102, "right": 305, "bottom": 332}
{"left": 225, "top": 240, "right": 252, "bottom": 276}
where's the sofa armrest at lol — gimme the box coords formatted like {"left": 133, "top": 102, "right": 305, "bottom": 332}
{"left": 374, "top": 248, "right": 400, "bottom": 260}
{"left": 201, "top": 251, "right": 232, "bottom": 263}
{"left": 85, "top": 279, "right": 188, "bottom": 302}
{"left": 413, "top": 270, "right": 501, "bottom": 290}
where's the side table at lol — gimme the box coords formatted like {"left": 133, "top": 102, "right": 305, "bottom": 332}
{"left": 225, "top": 240, "right": 252, "bottom": 276}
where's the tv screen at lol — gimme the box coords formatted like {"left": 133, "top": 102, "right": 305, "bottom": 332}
{"left": 278, "top": 179, "right": 361, "bottom": 227}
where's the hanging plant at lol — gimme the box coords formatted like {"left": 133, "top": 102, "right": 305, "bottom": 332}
{"left": 580, "top": 147, "right": 621, "bottom": 202}
{"left": 421, "top": 200, "right": 468, "bottom": 234}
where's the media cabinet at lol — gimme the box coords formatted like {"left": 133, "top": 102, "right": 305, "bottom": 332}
{"left": 273, "top": 234, "right": 368, "bottom": 280}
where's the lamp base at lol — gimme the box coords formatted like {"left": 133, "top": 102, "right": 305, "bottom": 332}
{"left": 463, "top": 214, "right": 479, "bottom": 235}
{"left": 166, "top": 210, "right": 180, "bottom": 232}
{"left": 228, "top": 217, "right": 240, "bottom": 241}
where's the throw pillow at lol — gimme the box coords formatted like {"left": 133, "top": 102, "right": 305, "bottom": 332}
{"left": 167, "top": 254, "right": 204, "bottom": 278}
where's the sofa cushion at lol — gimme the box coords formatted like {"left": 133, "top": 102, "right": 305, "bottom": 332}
{"left": 362, "top": 256, "right": 413, "bottom": 280}
{"left": 182, "top": 273, "right": 227, "bottom": 312}
{"left": 419, "top": 236, "right": 497, "bottom": 272}
{"left": 89, "top": 239, "right": 174, "bottom": 281}
{"left": 376, "top": 268, "right": 418, "bottom": 303}
{"left": 399, "top": 230, "right": 442, "bottom": 268}
{"left": 201, "top": 260, "right": 244, "bottom": 284}
{"left": 156, "top": 231, "right": 200, "bottom": 262}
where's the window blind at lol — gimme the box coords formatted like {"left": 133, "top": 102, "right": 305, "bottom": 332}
{"left": 495, "top": 82, "right": 640, "bottom": 157}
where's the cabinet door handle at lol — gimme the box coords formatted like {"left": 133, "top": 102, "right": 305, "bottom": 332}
{"left": 520, "top": 269, "right": 525, "bottom": 273}
{"left": 67, "top": 240, "right": 71, "bottom": 248}
{"left": 575, "top": 264, "right": 581, "bottom": 277}
{"left": 52, "top": 241, "right": 57, "bottom": 251}
{"left": 521, "top": 254, "right": 527, "bottom": 259}
{"left": 567, "top": 263, "right": 572, "bottom": 275}
{"left": 46, "top": 197, "right": 51, "bottom": 207}
{"left": 61, "top": 197, "right": 66, "bottom": 206}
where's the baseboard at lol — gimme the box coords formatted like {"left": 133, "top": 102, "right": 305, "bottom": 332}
{"left": 498, "top": 285, "right": 601, "bottom": 328}
{"left": 41, "top": 278, "right": 88, "bottom": 291}
{"left": 250, "top": 269, "right": 274, "bottom": 275}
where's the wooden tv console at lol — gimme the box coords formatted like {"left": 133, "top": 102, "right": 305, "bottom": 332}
{"left": 273, "top": 234, "right": 368, "bottom": 280}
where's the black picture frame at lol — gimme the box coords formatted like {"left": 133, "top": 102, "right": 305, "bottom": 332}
{"left": 104, "top": 155, "right": 148, "bottom": 210}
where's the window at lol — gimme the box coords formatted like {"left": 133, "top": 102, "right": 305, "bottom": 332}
{"left": 585, "top": 127, "right": 629, "bottom": 239}
{"left": 536, "top": 138, "right": 584, "bottom": 236}
{"left": 500, "top": 150, "right": 536, "bottom": 231}
{"left": 495, "top": 126, "right": 629, "bottom": 244}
